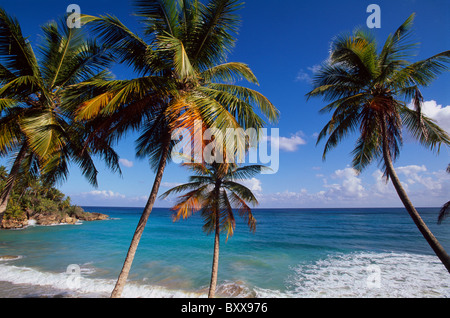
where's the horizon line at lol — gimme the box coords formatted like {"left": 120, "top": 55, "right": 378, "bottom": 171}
{"left": 79, "top": 205, "right": 442, "bottom": 210}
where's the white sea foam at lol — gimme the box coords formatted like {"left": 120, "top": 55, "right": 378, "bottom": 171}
{"left": 0, "top": 251, "right": 448, "bottom": 298}
{"left": 287, "top": 251, "right": 450, "bottom": 298}
{"left": 0, "top": 263, "right": 203, "bottom": 298}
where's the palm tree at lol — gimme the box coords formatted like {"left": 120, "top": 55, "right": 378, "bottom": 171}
{"left": 0, "top": 9, "right": 120, "bottom": 219}
{"left": 307, "top": 13, "right": 450, "bottom": 272}
{"left": 437, "top": 164, "right": 450, "bottom": 225}
{"left": 73, "top": 0, "right": 279, "bottom": 297}
{"left": 161, "top": 162, "right": 263, "bottom": 297}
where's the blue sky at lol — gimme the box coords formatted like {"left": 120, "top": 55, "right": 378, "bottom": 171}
{"left": 1, "top": 0, "right": 449, "bottom": 208}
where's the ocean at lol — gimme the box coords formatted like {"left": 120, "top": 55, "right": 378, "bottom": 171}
{"left": 0, "top": 207, "right": 449, "bottom": 298}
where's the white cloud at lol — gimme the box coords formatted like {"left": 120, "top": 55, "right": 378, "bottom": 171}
{"left": 238, "top": 177, "right": 262, "bottom": 193}
{"left": 327, "top": 167, "right": 366, "bottom": 199}
{"left": 71, "top": 190, "right": 168, "bottom": 208}
{"left": 371, "top": 170, "right": 393, "bottom": 196}
{"left": 259, "top": 167, "right": 366, "bottom": 207}
{"left": 119, "top": 158, "right": 134, "bottom": 168}
{"left": 295, "top": 65, "right": 321, "bottom": 83}
{"left": 85, "top": 190, "right": 126, "bottom": 199}
{"left": 408, "top": 100, "right": 450, "bottom": 133}
{"left": 396, "top": 164, "right": 427, "bottom": 175}
{"left": 396, "top": 164, "right": 447, "bottom": 192}
{"left": 295, "top": 70, "right": 312, "bottom": 83}
{"left": 267, "top": 132, "right": 307, "bottom": 152}
{"left": 161, "top": 181, "right": 182, "bottom": 188}
{"left": 278, "top": 135, "right": 307, "bottom": 152}
{"left": 396, "top": 165, "right": 427, "bottom": 185}
{"left": 259, "top": 164, "right": 449, "bottom": 208}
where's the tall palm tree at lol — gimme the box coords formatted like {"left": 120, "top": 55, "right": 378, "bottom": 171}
{"left": 73, "top": 0, "right": 279, "bottom": 297}
{"left": 307, "top": 13, "right": 450, "bottom": 272}
{"left": 161, "top": 162, "right": 263, "bottom": 298}
{"left": 0, "top": 9, "right": 120, "bottom": 219}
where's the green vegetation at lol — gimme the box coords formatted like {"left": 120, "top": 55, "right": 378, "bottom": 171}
{"left": 0, "top": 8, "right": 120, "bottom": 220}
{"left": 0, "top": 165, "right": 86, "bottom": 224}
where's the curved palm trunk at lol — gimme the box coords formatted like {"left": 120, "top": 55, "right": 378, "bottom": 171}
{"left": 208, "top": 210, "right": 220, "bottom": 298}
{"left": 380, "top": 119, "right": 450, "bottom": 273}
{"left": 110, "top": 140, "right": 171, "bottom": 298}
{"left": 0, "top": 142, "right": 28, "bottom": 219}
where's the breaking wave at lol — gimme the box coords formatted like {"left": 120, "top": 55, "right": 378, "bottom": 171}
{"left": 286, "top": 251, "right": 450, "bottom": 298}
{"left": 0, "top": 251, "right": 448, "bottom": 298}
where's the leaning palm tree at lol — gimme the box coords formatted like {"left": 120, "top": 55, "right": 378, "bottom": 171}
{"left": 161, "top": 162, "right": 263, "bottom": 298}
{"left": 0, "top": 9, "right": 120, "bottom": 219}
{"left": 72, "top": 0, "right": 279, "bottom": 297}
{"left": 307, "top": 13, "right": 450, "bottom": 272}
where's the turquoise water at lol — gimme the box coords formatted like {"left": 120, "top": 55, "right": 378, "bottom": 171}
{"left": 0, "top": 207, "right": 449, "bottom": 297}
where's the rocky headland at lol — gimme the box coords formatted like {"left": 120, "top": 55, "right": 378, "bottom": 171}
{"left": 1, "top": 210, "right": 109, "bottom": 229}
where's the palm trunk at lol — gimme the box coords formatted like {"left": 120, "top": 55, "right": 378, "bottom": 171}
{"left": 110, "top": 140, "right": 171, "bottom": 298}
{"left": 208, "top": 182, "right": 221, "bottom": 298}
{"left": 380, "top": 118, "right": 450, "bottom": 273}
{"left": 0, "top": 142, "right": 28, "bottom": 220}
{"left": 208, "top": 210, "right": 220, "bottom": 298}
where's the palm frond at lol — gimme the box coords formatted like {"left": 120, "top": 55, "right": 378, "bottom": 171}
{"left": 379, "top": 13, "right": 417, "bottom": 67}
{"left": 157, "top": 33, "right": 196, "bottom": 79}
{"left": 0, "top": 107, "right": 24, "bottom": 155}
{"left": 351, "top": 132, "right": 381, "bottom": 173}
{"left": 219, "top": 188, "right": 235, "bottom": 240}
{"left": 400, "top": 105, "right": 450, "bottom": 152}
{"left": 228, "top": 190, "right": 256, "bottom": 232}
{"left": 223, "top": 180, "right": 258, "bottom": 205}
{"left": 160, "top": 181, "right": 207, "bottom": 198}
{"left": 227, "top": 164, "right": 268, "bottom": 180}
{"left": 134, "top": 0, "right": 180, "bottom": 37}
{"left": 200, "top": 62, "right": 258, "bottom": 84}
{"left": 190, "top": 0, "right": 243, "bottom": 69}
{"left": 0, "top": 75, "right": 40, "bottom": 99}
{"left": 0, "top": 98, "right": 17, "bottom": 111}
{"left": 74, "top": 76, "right": 171, "bottom": 120}
{"left": 171, "top": 185, "right": 209, "bottom": 221}
{"left": 391, "top": 51, "right": 450, "bottom": 90}
{"left": 438, "top": 201, "right": 450, "bottom": 225}
{"left": 329, "top": 29, "right": 377, "bottom": 81}
{"left": 182, "top": 162, "right": 213, "bottom": 176}
{"left": 20, "top": 111, "right": 66, "bottom": 160}
{"left": 317, "top": 105, "right": 361, "bottom": 160}
{"left": 307, "top": 64, "right": 366, "bottom": 102}
{"left": 81, "top": 14, "right": 153, "bottom": 74}
{"left": 204, "top": 83, "right": 279, "bottom": 124}
{"left": 0, "top": 8, "right": 40, "bottom": 77}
